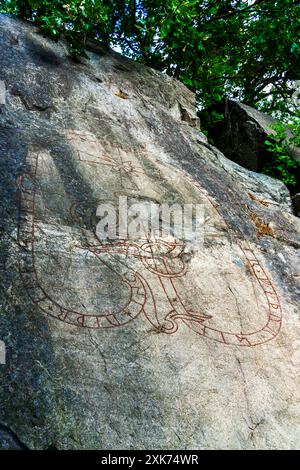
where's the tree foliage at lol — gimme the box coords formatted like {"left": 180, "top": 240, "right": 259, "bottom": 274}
{"left": 1, "top": 0, "right": 299, "bottom": 119}
{"left": 263, "top": 113, "right": 300, "bottom": 191}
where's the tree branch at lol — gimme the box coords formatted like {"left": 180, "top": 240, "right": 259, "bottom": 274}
{"left": 207, "top": 0, "right": 268, "bottom": 23}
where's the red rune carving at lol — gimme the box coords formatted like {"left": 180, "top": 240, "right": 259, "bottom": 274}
{"left": 65, "top": 131, "right": 162, "bottom": 188}
{"left": 66, "top": 132, "right": 148, "bottom": 177}
{"left": 17, "top": 149, "right": 282, "bottom": 346}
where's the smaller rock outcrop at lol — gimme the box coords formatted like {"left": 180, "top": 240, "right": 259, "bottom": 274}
{"left": 294, "top": 193, "right": 300, "bottom": 217}
{"left": 207, "top": 100, "right": 300, "bottom": 172}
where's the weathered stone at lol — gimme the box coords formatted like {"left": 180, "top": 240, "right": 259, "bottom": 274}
{"left": 293, "top": 194, "right": 300, "bottom": 217}
{"left": 208, "top": 99, "right": 300, "bottom": 172}
{"left": 0, "top": 14, "right": 300, "bottom": 450}
{"left": 0, "top": 424, "right": 28, "bottom": 450}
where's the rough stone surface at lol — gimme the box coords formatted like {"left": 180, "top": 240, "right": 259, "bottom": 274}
{"left": 209, "top": 100, "right": 300, "bottom": 172}
{"left": 0, "top": 15, "right": 300, "bottom": 450}
{"left": 294, "top": 194, "right": 300, "bottom": 217}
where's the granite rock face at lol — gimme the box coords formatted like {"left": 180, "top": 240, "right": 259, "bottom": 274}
{"left": 294, "top": 194, "right": 300, "bottom": 217}
{"left": 0, "top": 15, "right": 300, "bottom": 450}
{"left": 209, "top": 100, "right": 300, "bottom": 172}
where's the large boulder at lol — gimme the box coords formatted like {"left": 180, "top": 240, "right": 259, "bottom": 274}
{"left": 208, "top": 99, "right": 300, "bottom": 172}
{"left": 0, "top": 14, "right": 300, "bottom": 450}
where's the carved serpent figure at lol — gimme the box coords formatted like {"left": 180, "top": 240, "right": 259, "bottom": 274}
{"left": 17, "top": 150, "right": 282, "bottom": 347}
